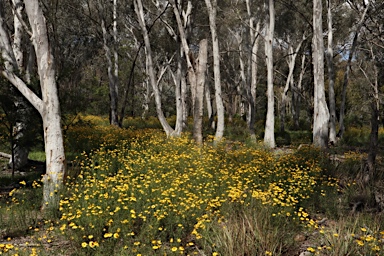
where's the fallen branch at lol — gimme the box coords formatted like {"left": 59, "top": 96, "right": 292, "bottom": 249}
{"left": 0, "top": 152, "right": 11, "bottom": 159}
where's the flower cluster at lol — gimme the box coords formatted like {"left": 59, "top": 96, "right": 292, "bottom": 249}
{"left": 58, "top": 131, "right": 335, "bottom": 254}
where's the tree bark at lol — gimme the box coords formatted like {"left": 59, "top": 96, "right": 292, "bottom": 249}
{"left": 171, "top": 46, "right": 187, "bottom": 134}
{"left": 205, "top": 0, "right": 225, "bottom": 143}
{"left": 312, "top": 0, "right": 330, "bottom": 148}
{"left": 161, "top": 2, "right": 191, "bottom": 135}
{"left": 172, "top": 0, "right": 208, "bottom": 142}
{"left": 101, "top": 17, "right": 119, "bottom": 126}
{"left": 8, "top": 0, "right": 31, "bottom": 170}
{"left": 326, "top": 0, "right": 337, "bottom": 144}
{"left": 193, "top": 39, "right": 208, "bottom": 144}
{"left": 264, "top": 0, "right": 276, "bottom": 148}
{"left": 1, "top": 0, "right": 66, "bottom": 211}
{"left": 134, "top": 0, "right": 175, "bottom": 136}
{"left": 246, "top": 0, "right": 261, "bottom": 139}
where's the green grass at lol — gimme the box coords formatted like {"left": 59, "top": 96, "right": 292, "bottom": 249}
{"left": 28, "top": 151, "right": 46, "bottom": 162}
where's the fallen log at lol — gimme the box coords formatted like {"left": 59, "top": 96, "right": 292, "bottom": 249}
{"left": 0, "top": 152, "right": 11, "bottom": 159}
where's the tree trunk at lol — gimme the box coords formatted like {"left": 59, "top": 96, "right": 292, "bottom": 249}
{"left": 249, "top": 20, "right": 260, "bottom": 139}
{"left": 172, "top": 45, "right": 187, "bottom": 134}
{"left": 292, "top": 53, "right": 307, "bottom": 130}
{"left": 264, "top": 0, "right": 276, "bottom": 148}
{"left": 134, "top": 0, "right": 175, "bottom": 136}
{"left": 205, "top": 0, "right": 225, "bottom": 143}
{"left": 1, "top": 0, "right": 66, "bottom": 211}
{"left": 101, "top": 18, "right": 119, "bottom": 126}
{"left": 326, "top": 0, "right": 337, "bottom": 144}
{"left": 5, "top": 0, "right": 30, "bottom": 170}
{"left": 26, "top": 1, "right": 66, "bottom": 210}
{"left": 246, "top": 0, "right": 260, "bottom": 139}
{"left": 312, "top": 0, "right": 330, "bottom": 148}
{"left": 193, "top": 40, "right": 208, "bottom": 144}
{"left": 172, "top": 0, "right": 208, "bottom": 142}
{"left": 159, "top": 1, "right": 191, "bottom": 134}
{"left": 205, "top": 80, "right": 214, "bottom": 129}
{"left": 280, "top": 35, "right": 305, "bottom": 133}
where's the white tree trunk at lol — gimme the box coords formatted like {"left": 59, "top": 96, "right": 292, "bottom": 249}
{"left": 193, "top": 39, "right": 208, "bottom": 144}
{"left": 205, "top": 80, "right": 214, "bottom": 129}
{"left": 326, "top": 0, "right": 337, "bottom": 144}
{"left": 1, "top": 0, "right": 66, "bottom": 210}
{"left": 205, "top": 0, "right": 224, "bottom": 143}
{"left": 246, "top": 0, "right": 261, "bottom": 139}
{"left": 312, "top": 0, "right": 330, "bottom": 148}
{"left": 280, "top": 35, "right": 305, "bottom": 133}
{"left": 101, "top": 18, "right": 119, "bottom": 126}
{"left": 172, "top": 0, "right": 209, "bottom": 142}
{"left": 264, "top": 0, "right": 276, "bottom": 148}
{"left": 8, "top": 0, "right": 30, "bottom": 170}
{"left": 170, "top": 46, "right": 186, "bottom": 134}
{"left": 249, "top": 20, "right": 260, "bottom": 138}
{"left": 157, "top": 1, "right": 191, "bottom": 134}
{"left": 134, "top": 0, "right": 175, "bottom": 136}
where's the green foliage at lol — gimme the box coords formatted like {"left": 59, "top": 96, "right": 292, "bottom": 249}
{"left": 341, "top": 126, "right": 370, "bottom": 147}
{"left": 289, "top": 130, "right": 312, "bottom": 145}
{"left": 28, "top": 151, "right": 46, "bottom": 162}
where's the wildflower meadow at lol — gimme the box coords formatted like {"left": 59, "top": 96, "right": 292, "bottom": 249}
{"left": 0, "top": 115, "right": 383, "bottom": 255}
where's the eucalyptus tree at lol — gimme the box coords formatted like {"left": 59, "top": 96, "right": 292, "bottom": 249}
{"left": 103, "top": 0, "right": 119, "bottom": 126}
{"left": 2, "top": 0, "right": 33, "bottom": 170}
{"left": 264, "top": 0, "right": 276, "bottom": 148}
{"left": 326, "top": 0, "right": 337, "bottom": 144}
{"left": 312, "top": 0, "right": 329, "bottom": 148}
{"left": 134, "top": 0, "right": 176, "bottom": 136}
{"left": 170, "top": 0, "right": 210, "bottom": 142}
{"left": 205, "top": 0, "right": 225, "bottom": 143}
{"left": 0, "top": 0, "right": 66, "bottom": 210}
{"left": 245, "top": 0, "right": 262, "bottom": 138}
{"left": 153, "top": 0, "right": 192, "bottom": 133}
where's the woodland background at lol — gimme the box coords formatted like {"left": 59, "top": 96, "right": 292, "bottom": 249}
{"left": 0, "top": 0, "right": 384, "bottom": 255}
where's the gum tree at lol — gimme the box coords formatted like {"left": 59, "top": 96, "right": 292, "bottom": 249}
{"left": 264, "top": 0, "right": 276, "bottom": 148}
{"left": 0, "top": 0, "right": 66, "bottom": 210}
{"left": 312, "top": 0, "right": 329, "bottom": 148}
